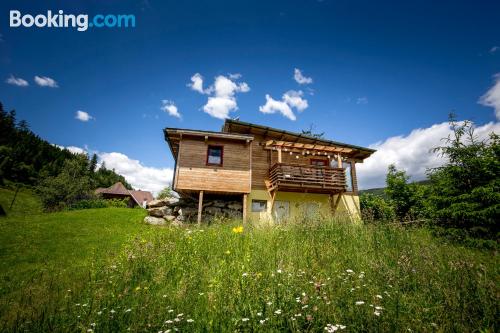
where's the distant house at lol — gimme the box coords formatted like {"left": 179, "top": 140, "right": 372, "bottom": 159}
{"left": 95, "top": 182, "right": 154, "bottom": 208}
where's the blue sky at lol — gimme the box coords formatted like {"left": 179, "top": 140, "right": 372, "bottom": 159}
{"left": 1, "top": 0, "right": 499, "bottom": 191}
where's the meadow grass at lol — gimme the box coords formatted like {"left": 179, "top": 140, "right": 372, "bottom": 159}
{"left": 0, "top": 188, "right": 498, "bottom": 332}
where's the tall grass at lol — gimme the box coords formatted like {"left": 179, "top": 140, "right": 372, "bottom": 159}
{"left": 4, "top": 217, "right": 497, "bottom": 332}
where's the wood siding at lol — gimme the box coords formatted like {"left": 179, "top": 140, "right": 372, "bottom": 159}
{"left": 175, "top": 137, "right": 251, "bottom": 193}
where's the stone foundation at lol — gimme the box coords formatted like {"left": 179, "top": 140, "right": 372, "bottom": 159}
{"left": 144, "top": 197, "right": 242, "bottom": 225}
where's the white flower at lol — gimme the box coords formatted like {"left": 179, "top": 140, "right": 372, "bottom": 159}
{"left": 376, "top": 295, "right": 383, "bottom": 299}
{"left": 355, "top": 301, "right": 365, "bottom": 305}
{"left": 165, "top": 320, "right": 173, "bottom": 324}
{"left": 168, "top": 309, "right": 174, "bottom": 313}
{"left": 242, "top": 318, "right": 249, "bottom": 322}
{"left": 187, "top": 319, "right": 194, "bottom": 323}
{"left": 346, "top": 269, "right": 354, "bottom": 274}
{"left": 266, "top": 301, "right": 272, "bottom": 306}
{"left": 177, "top": 313, "right": 184, "bottom": 317}
{"left": 324, "top": 324, "right": 338, "bottom": 332}
{"left": 274, "top": 309, "right": 282, "bottom": 315}
{"left": 374, "top": 311, "right": 381, "bottom": 316}
{"left": 125, "top": 309, "right": 131, "bottom": 313}
{"left": 163, "top": 295, "right": 167, "bottom": 298}
{"left": 110, "top": 309, "right": 116, "bottom": 314}
{"left": 277, "top": 269, "right": 282, "bottom": 274}
{"left": 90, "top": 323, "right": 96, "bottom": 327}
{"left": 259, "top": 320, "right": 266, "bottom": 324}
{"left": 87, "top": 330, "right": 93, "bottom": 333}
{"left": 375, "top": 306, "right": 384, "bottom": 310}
{"left": 242, "top": 272, "right": 248, "bottom": 277}
{"left": 302, "top": 305, "right": 308, "bottom": 309}
{"left": 257, "top": 312, "right": 262, "bottom": 316}
{"left": 97, "top": 311, "right": 102, "bottom": 315}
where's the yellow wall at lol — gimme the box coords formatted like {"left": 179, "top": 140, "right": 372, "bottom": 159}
{"left": 246, "top": 190, "right": 361, "bottom": 224}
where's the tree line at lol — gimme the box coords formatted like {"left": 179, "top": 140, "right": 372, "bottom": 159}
{"left": 360, "top": 115, "right": 499, "bottom": 247}
{"left": 0, "top": 102, "right": 133, "bottom": 210}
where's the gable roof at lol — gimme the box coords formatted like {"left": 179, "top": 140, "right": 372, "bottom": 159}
{"left": 164, "top": 127, "right": 254, "bottom": 161}
{"left": 95, "top": 182, "right": 154, "bottom": 205}
{"left": 223, "top": 119, "right": 376, "bottom": 160}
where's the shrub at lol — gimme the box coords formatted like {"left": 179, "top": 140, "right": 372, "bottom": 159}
{"left": 68, "top": 198, "right": 129, "bottom": 210}
{"left": 360, "top": 193, "right": 395, "bottom": 222}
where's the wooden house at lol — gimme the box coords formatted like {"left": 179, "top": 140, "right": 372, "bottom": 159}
{"left": 164, "top": 120, "right": 375, "bottom": 223}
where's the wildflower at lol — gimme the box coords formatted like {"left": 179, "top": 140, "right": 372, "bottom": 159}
{"left": 242, "top": 272, "right": 248, "bottom": 277}
{"left": 187, "top": 319, "right": 194, "bottom": 323}
{"left": 125, "top": 309, "right": 131, "bottom": 313}
{"left": 87, "top": 329, "right": 93, "bottom": 333}
{"left": 90, "top": 323, "right": 96, "bottom": 327}
{"left": 374, "top": 311, "right": 381, "bottom": 316}
{"left": 302, "top": 305, "right": 308, "bottom": 309}
{"left": 225, "top": 250, "right": 231, "bottom": 255}
{"left": 174, "top": 318, "right": 181, "bottom": 322}
{"left": 355, "top": 301, "right": 365, "bottom": 305}
{"left": 165, "top": 320, "right": 173, "bottom": 324}
{"left": 83, "top": 303, "right": 88, "bottom": 307}
{"left": 257, "top": 312, "right": 262, "bottom": 316}
{"left": 324, "top": 324, "right": 339, "bottom": 332}
{"left": 274, "top": 309, "right": 282, "bottom": 315}
{"left": 277, "top": 269, "right": 282, "bottom": 274}
{"left": 168, "top": 309, "right": 174, "bottom": 313}
{"left": 375, "top": 306, "right": 384, "bottom": 310}
{"left": 97, "top": 311, "right": 102, "bottom": 315}
{"left": 266, "top": 301, "right": 272, "bottom": 306}
{"left": 177, "top": 313, "right": 184, "bottom": 317}
{"left": 242, "top": 318, "right": 249, "bottom": 322}
{"left": 259, "top": 320, "right": 266, "bottom": 324}
{"left": 376, "top": 294, "right": 383, "bottom": 299}
{"left": 199, "top": 292, "right": 204, "bottom": 296}
{"left": 110, "top": 309, "right": 116, "bottom": 314}
{"left": 135, "top": 286, "right": 141, "bottom": 291}
{"left": 294, "top": 313, "right": 302, "bottom": 317}
{"left": 232, "top": 226, "right": 244, "bottom": 233}
{"left": 346, "top": 269, "right": 354, "bottom": 274}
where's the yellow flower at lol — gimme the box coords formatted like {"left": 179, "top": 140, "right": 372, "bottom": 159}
{"left": 232, "top": 226, "right": 244, "bottom": 234}
{"left": 135, "top": 286, "right": 141, "bottom": 291}
{"left": 225, "top": 250, "right": 231, "bottom": 255}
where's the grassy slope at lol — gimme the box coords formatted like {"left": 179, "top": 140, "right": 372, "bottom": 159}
{"left": 0, "top": 187, "right": 147, "bottom": 330}
{"left": 0, "top": 187, "right": 498, "bottom": 332}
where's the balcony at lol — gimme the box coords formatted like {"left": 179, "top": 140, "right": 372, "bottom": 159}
{"left": 268, "top": 163, "right": 347, "bottom": 193}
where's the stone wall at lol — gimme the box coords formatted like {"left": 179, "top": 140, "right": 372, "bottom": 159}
{"left": 144, "top": 197, "right": 243, "bottom": 225}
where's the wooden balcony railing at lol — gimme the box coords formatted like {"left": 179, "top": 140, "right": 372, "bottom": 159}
{"left": 268, "top": 163, "right": 347, "bottom": 193}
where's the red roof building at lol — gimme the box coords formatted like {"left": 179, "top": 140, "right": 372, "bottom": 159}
{"left": 96, "top": 182, "right": 154, "bottom": 208}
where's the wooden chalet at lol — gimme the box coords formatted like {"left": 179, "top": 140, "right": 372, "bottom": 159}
{"left": 164, "top": 120, "right": 375, "bottom": 223}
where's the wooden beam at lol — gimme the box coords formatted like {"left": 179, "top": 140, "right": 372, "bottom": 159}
{"left": 332, "top": 192, "right": 343, "bottom": 215}
{"left": 277, "top": 148, "right": 282, "bottom": 163}
{"left": 197, "top": 190, "right": 204, "bottom": 225}
{"left": 337, "top": 154, "right": 343, "bottom": 168}
{"left": 242, "top": 194, "right": 248, "bottom": 223}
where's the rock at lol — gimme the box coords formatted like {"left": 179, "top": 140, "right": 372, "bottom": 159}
{"left": 173, "top": 206, "right": 180, "bottom": 213}
{"left": 205, "top": 206, "right": 222, "bottom": 215}
{"left": 171, "top": 219, "right": 183, "bottom": 227}
{"left": 227, "top": 202, "right": 243, "bottom": 210}
{"left": 148, "top": 206, "right": 172, "bottom": 217}
{"left": 202, "top": 201, "right": 214, "bottom": 208}
{"left": 144, "top": 216, "right": 166, "bottom": 225}
{"left": 176, "top": 214, "right": 185, "bottom": 222}
{"left": 164, "top": 215, "right": 176, "bottom": 222}
{"left": 164, "top": 197, "right": 180, "bottom": 206}
{"left": 178, "top": 207, "right": 198, "bottom": 216}
{"left": 147, "top": 199, "right": 167, "bottom": 208}
{"left": 212, "top": 200, "right": 226, "bottom": 208}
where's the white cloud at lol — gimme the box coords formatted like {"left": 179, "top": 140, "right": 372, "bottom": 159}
{"left": 357, "top": 121, "right": 500, "bottom": 189}
{"left": 283, "top": 90, "right": 308, "bottom": 111}
{"left": 34, "top": 75, "right": 58, "bottom": 88}
{"left": 356, "top": 97, "right": 368, "bottom": 105}
{"left": 490, "top": 46, "right": 499, "bottom": 54}
{"left": 478, "top": 73, "right": 500, "bottom": 120}
{"left": 75, "top": 110, "right": 93, "bottom": 122}
{"left": 6, "top": 75, "right": 29, "bottom": 87}
{"left": 189, "top": 73, "right": 250, "bottom": 119}
{"left": 161, "top": 100, "right": 180, "bottom": 118}
{"left": 188, "top": 73, "right": 209, "bottom": 94}
{"left": 99, "top": 152, "right": 173, "bottom": 194}
{"left": 259, "top": 94, "right": 296, "bottom": 121}
{"left": 294, "top": 68, "right": 313, "bottom": 85}
{"left": 259, "top": 90, "right": 309, "bottom": 120}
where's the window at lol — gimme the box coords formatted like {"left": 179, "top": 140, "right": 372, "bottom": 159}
{"left": 206, "top": 145, "right": 223, "bottom": 166}
{"left": 310, "top": 159, "right": 328, "bottom": 166}
{"left": 251, "top": 200, "right": 267, "bottom": 212}
{"left": 344, "top": 162, "right": 353, "bottom": 192}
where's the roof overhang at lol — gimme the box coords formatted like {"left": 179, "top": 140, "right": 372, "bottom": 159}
{"left": 164, "top": 127, "right": 254, "bottom": 160}
{"left": 223, "top": 119, "right": 375, "bottom": 160}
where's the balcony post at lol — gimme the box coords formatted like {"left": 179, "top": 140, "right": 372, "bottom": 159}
{"left": 337, "top": 154, "right": 343, "bottom": 168}
{"left": 197, "top": 190, "right": 204, "bottom": 225}
{"left": 277, "top": 148, "right": 282, "bottom": 163}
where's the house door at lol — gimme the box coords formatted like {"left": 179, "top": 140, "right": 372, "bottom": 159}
{"left": 273, "top": 201, "right": 290, "bottom": 223}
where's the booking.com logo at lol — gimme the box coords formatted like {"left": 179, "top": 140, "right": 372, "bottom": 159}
{"left": 9, "top": 10, "right": 135, "bottom": 32}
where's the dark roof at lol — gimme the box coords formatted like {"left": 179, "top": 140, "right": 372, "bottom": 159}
{"left": 130, "top": 190, "right": 154, "bottom": 204}
{"left": 95, "top": 182, "right": 154, "bottom": 205}
{"left": 223, "top": 119, "right": 376, "bottom": 160}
